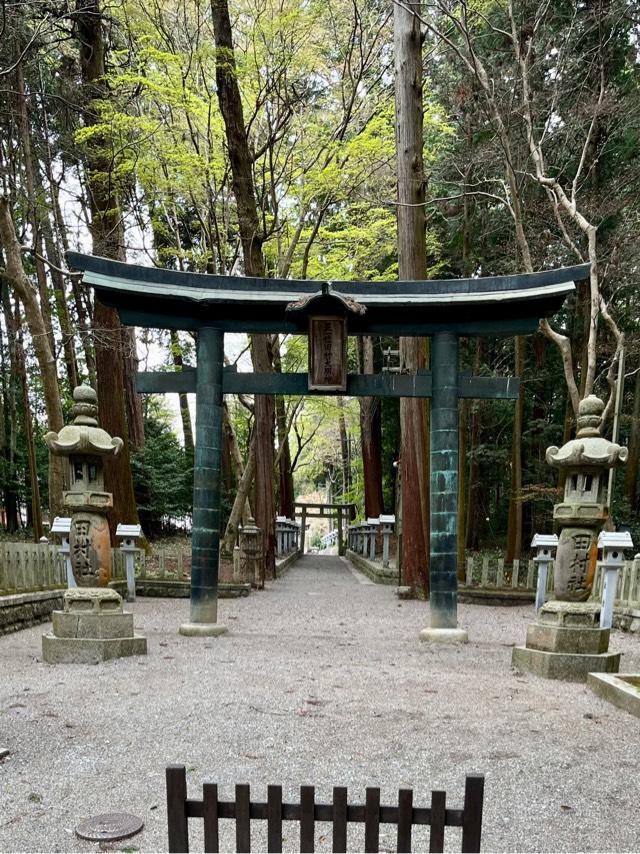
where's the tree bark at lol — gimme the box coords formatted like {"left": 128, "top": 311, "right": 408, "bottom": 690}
{"left": 465, "top": 339, "right": 484, "bottom": 551}
{"left": 337, "top": 396, "right": 352, "bottom": 502}
{"left": 623, "top": 366, "right": 640, "bottom": 510}
{"left": 394, "top": 0, "right": 430, "bottom": 595}
{"left": 273, "top": 341, "right": 295, "bottom": 518}
{"left": 75, "top": 0, "right": 142, "bottom": 533}
{"left": 506, "top": 337, "right": 525, "bottom": 562}
{"left": 360, "top": 336, "right": 384, "bottom": 518}
{"left": 0, "top": 198, "right": 65, "bottom": 518}
{"left": 222, "top": 430, "right": 257, "bottom": 555}
{"left": 170, "top": 331, "right": 195, "bottom": 455}
{"left": 211, "top": 0, "right": 276, "bottom": 578}
{"left": 0, "top": 308, "right": 19, "bottom": 532}
{"left": 15, "top": 323, "right": 43, "bottom": 540}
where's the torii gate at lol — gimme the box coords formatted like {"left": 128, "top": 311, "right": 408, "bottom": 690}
{"left": 68, "top": 252, "right": 587, "bottom": 640}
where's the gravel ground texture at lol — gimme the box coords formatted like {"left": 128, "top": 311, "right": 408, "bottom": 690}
{"left": 1, "top": 554, "right": 639, "bottom": 853}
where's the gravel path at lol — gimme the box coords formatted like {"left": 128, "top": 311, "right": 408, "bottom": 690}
{"left": 1, "top": 554, "right": 639, "bottom": 853}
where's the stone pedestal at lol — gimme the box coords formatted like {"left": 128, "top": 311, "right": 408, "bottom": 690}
{"left": 512, "top": 601, "right": 620, "bottom": 681}
{"left": 42, "top": 588, "right": 147, "bottom": 664}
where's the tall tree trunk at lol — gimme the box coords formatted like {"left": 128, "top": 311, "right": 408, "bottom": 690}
{"left": 50, "top": 175, "right": 96, "bottom": 383}
{"left": 0, "top": 286, "right": 22, "bottom": 532}
{"left": 222, "top": 430, "right": 257, "bottom": 554}
{"left": 360, "top": 336, "right": 384, "bottom": 518}
{"left": 15, "top": 326, "right": 43, "bottom": 540}
{"left": 15, "top": 58, "right": 56, "bottom": 360}
{"left": 222, "top": 402, "right": 251, "bottom": 521}
{"left": 211, "top": 0, "right": 276, "bottom": 577}
{"left": 506, "top": 337, "right": 526, "bottom": 562}
{"left": 465, "top": 339, "right": 484, "bottom": 551}
{"left": 170, "top": 331, "right": 195, "bottom": 455}
{"left": 75, "top": 0, "right": 142, "bottom": 533}
{"left": 394, "top": 1, "right": 430, "bottom": 595}
{"left": 273, "top": 340, "right": 295, "bottom": 518}
{"left": 337, "top": 396, "right": 351, "bottom": 501}
{"left": 457, "top": 396, "right": 468, "bottom": 581}
{"left": 623, "top": 366, "right": 640, "bottom": 510}
{"left": 0, "top": 199, "right": 65, "bottom": 518}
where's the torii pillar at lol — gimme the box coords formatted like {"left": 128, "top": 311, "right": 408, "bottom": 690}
{"left": 179, "top": 327, "right": 228, "bottom": 637}
{"left": 420, "top": 332, "right": 468, "bottom": 642}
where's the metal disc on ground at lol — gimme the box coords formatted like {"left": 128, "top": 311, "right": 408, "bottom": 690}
{"left": 75, "top": 813, "right": 144, "bottom": 842}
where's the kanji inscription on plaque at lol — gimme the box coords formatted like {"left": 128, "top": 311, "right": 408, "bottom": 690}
{"left": 308, "top": 316, "right": 347, "bottom": 391}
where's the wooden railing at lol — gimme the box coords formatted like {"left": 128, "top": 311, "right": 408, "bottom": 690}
{"left": 166, "top": 765, "right": 484, "bottom": 853}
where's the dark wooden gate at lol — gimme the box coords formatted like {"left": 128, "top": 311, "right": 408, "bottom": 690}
{"left": 167, "top": 765, "right": 484, "bottom": 853}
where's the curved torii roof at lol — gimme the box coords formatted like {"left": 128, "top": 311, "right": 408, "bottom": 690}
{"left": 67, "top": 252, "right": 588, "bottom": 336}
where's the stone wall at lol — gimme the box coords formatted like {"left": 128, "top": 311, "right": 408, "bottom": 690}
{"left": 0, "top": 590, "right": 65, "bottom": 635}
{"left": 614, "top": 605, "right": 640, "bottom": 634}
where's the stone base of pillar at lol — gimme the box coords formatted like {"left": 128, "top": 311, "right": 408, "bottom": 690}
{"left": 419, "top": 627, "right": 469, "bottom": 644}
{"left": 178, "top": 622, "right": 228, "bottom": 638}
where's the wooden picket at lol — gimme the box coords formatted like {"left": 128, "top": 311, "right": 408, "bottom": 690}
{"left": 166, "top": 766, "right": 485, "bottom": 854}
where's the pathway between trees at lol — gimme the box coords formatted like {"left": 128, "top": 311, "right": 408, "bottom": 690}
{"left": 0, "top": 554, "right": 638, "bottom": 852}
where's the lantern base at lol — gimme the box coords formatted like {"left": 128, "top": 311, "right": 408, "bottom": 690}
{"left": 42, "top": 588, "right": 147, "bottom": 664}
{"left": 512, "top": 645, "right": 620, "bottom": 682}
{"left": 178, "top": 622, "right": 228, "bottom": 638}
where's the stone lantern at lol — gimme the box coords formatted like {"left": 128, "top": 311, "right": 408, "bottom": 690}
{"left": 42, "top": 385, "right": 146, "bottom": 664}
{"left": 512, "top": 395, "right": 628, "bottom": 681}
{"left": 545, "top": 395, "right": 627, "bottom": 601}
{"left": 44, "top": 385, "right": 123, "bottom": 587}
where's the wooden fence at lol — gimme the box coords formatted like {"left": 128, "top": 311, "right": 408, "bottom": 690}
{"left": 166, "top": 765, "right": 484, "bottom": 854}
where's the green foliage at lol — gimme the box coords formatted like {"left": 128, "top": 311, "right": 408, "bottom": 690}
{"left": 131, "top": 398, "right": 192, "bottom": 537}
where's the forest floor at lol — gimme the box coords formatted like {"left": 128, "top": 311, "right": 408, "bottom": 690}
{"left": 0, "top": 554, "right": 639, "bottom": 853}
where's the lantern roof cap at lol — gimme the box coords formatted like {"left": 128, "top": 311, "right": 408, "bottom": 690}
{"left": 44, "top": 385, "right": 123, "bottom": 458}
{"left": 546, "top": 396, "right": 628, "bottom": 469}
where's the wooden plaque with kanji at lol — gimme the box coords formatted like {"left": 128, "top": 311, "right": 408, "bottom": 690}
{"left": 308, "top": 316, "right": 347, "bottom": 391}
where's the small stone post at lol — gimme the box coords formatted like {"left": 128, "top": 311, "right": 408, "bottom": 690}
{"left": 275, "top": 517, "right": 286, "bottom": 556}
{"left": 380, "top": 515, "right": 395, "bottom": 568}
{"left": 239, "top": 518, "right": 263, "bottom": 588}
{"left": 116, "top": 524, "right": 142, "bottom": 602}
{"left": 598, "top": 531, "right": 633, "bottom": 629}
{"left": 532, "top": 534, "right": 558, "bottom": 611}
{"left": 368, "top": 518, "right": 380, "bottom": 561}
{"left": 51, "top": 517, "right": 74, "bottom": 588}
